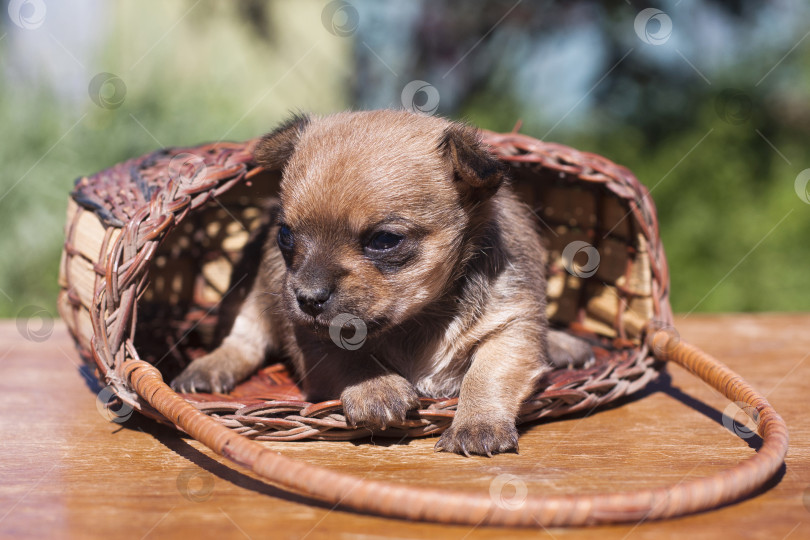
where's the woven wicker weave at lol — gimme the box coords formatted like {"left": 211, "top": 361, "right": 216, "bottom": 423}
{"left": 57, "top": 128, "right": 787, "bottom": 526}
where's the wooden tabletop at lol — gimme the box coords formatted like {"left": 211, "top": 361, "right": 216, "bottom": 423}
{"left": 0, "top": 314, "right": 808, "bottom": 539}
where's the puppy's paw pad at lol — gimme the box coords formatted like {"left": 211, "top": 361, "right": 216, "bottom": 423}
{"left": 341, "top": 376, "right": 420, "bottom": 430}
{"left": 435, "top": 419, "right": 519, "bottom": 457}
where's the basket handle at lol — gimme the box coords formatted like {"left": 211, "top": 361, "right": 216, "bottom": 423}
{"left": 123, "top": 331, "right": 788, "bottom": 527}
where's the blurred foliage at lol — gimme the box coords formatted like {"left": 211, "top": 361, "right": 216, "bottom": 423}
{"left": 0, "top": 0, "right": 350, "bottom": 318}
{"left": 0, "top": 0, "right": 808, "bottom": 318}
{"left": 454, "top": 1, "right": 810, "bottom": 314}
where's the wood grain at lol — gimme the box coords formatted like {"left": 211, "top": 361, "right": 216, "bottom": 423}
{"left": 0, "top": 314, "right": 807, "bottom": 539}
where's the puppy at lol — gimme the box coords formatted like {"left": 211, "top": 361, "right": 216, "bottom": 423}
{"left": 172, "top": 110, "right": 591, "bottom": 456}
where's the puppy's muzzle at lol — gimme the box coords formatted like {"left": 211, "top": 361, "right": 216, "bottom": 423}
{"left": 295, "top": 287, "right": 332, "bottom": 316}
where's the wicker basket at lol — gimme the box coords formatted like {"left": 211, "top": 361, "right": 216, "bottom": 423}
{"left": 57, "top": 128, "right": 788, "bottom": 527}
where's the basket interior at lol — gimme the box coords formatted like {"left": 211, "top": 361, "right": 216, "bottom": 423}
{"left": 134, "top": 170, "right": 283, "bottom": 384}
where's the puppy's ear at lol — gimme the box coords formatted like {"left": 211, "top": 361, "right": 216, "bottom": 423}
{"left": 439, "top": 123, "right": 508, "bottom": 200}
{"left": 253, "top": 113, "right": 310, "bottom": 170}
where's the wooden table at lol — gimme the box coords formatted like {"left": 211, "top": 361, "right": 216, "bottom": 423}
{"left": 0, "top": 314, "right": 807, "bottom": 539}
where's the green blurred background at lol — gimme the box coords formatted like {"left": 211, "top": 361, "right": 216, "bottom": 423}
{"left": 0, "top": 0, "right": 808, "bottom": 318}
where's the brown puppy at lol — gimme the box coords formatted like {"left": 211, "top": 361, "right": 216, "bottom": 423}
{"left": 172, "top": 110, "right": 591, "bottom": 456}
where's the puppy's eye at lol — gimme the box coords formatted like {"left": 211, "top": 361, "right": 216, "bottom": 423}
{"left": 366, "top": 231, "right": 403, "bottom": 252}
{"left": 277, "top": 224, "right": 294, "bottom": 250}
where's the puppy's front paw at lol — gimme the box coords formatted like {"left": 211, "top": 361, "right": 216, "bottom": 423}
{"left": 341, "top": 374, "right": 420, "bottom": 430}
{"left": 547, "top": 329, "right": 594, "bottom": 368}
{"left": 171, "top": 348, "right": 241, "bottom": 394}
{"left": 435, "top": 416, "right": 519, "bottom": 457}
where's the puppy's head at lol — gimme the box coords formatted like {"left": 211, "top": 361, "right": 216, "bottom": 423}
{"left": 253, "top": 110, "right": 507, "bottom": 335}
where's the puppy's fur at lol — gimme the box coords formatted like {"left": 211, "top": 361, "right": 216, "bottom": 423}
{"left": 172, "top": 110, "right": 591, "bottom": 456}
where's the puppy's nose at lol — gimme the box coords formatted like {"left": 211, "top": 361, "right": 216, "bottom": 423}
{"left": 295, "top": 287, "right": 332, "bottom": 316}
